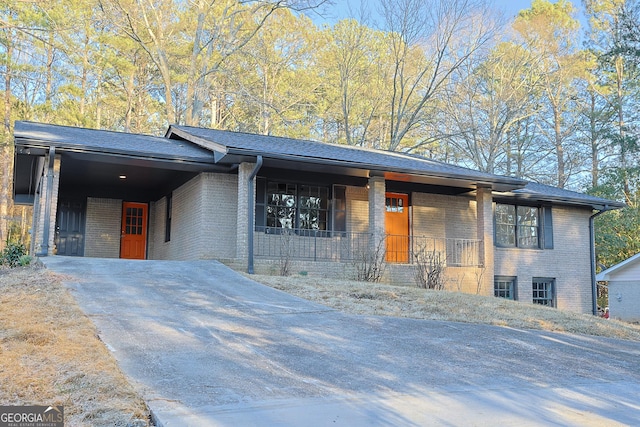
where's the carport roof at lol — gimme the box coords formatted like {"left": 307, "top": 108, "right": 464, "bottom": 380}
{"left": 14, "top": 121, "right": 215, "bottom": 164}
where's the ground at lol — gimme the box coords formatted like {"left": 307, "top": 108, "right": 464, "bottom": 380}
{"left": 0, "top": 265, "right": 150, "bottom": 426}
{"left": 1, "top": 265, "right": 639, "bottom": 427}
{"left": 250, "top": 273, "right": 640, "bottom": 341}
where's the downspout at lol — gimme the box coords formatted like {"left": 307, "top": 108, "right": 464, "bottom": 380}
{"left": 37, "top": 147, "right": 55, "bottom": 257}
{"left": 589, "top": 205, "right": 609, "bottom": 316}
{"left": 247, "top": 155, "right": 263, "bottom": 274}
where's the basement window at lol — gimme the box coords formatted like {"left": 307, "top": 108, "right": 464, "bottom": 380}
{"left": 494, "top": 276, "right": 517, "bottom": 300}
{"left": 532, "top": 277, "right": 555, "bottom": 307}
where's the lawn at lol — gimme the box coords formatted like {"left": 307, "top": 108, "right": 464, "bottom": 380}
{"left": 251, "top": 274, "right": 640, "bottom": 342}
{"left": 0, "top": 265, "right": 150, "bottom": 426}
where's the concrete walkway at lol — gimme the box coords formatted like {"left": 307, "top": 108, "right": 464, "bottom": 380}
{"left": 43, "top": 257, "right": 640, "bottom": 426}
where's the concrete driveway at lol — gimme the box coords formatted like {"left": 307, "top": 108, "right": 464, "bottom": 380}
{"left": 43, "top": 257, "right": 640, "bottom": 426}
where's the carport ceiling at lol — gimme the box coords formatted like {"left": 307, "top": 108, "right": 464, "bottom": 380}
{"left": 58, "top": 154, "right": 217, "bottom": 202}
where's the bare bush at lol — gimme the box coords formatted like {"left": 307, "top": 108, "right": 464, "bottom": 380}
{"left": 279, "top": 229, "right": 295, "bottom": 276}
{"left": 352, "top": 236, "right": 387, "bottom": 282}
{"left": 414, "top": 246, "right": 446, "bottom": 290}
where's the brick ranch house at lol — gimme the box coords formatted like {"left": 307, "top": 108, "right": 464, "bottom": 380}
{"left": 13, "top": 121, "right": 623, "bottom": 314}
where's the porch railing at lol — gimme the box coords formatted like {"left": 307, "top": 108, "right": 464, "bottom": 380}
{"left": 253, "top": 227, "right": 482, "bottom": 267}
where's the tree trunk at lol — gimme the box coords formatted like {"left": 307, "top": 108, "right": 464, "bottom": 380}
{"left": 588, "top": 92, "right": 599, "bottom": 188}
{"left": 1, "top": 38, "right": 13, "bottom": 248}
{"left": 554, "top": 106, "right": 566, "bottom": 188}
{"left": 615, "top": 57, "right": 630, "bottom": 201}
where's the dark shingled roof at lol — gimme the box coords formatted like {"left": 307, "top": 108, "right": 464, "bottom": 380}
{"left": 13, "top": 121, "right": 625, "bottom": 210}
{"left": 168, "top": 125, "right": 526, "bottom": 187}
{"left": 14, "top": 121, "right": 215, "bottom": 164}
{"left": 496, "top": 182, "right": 626, "bottom": 210}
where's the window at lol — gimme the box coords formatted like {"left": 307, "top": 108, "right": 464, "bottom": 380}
{"left": 495, "top": 204, "right": 553, "bottom": 249}
{"left": 494, "top": 276, "right": 517, "bottom": 300}
{"left": 532, "top": 278, "right": 555, "bottom": 307}
{"left": 386, "top": 196, "right": 404, "bottom": 212}
{"left": 256, "top": 180, "right": 334, "bottom": 232}
{"left": 165, "top": 193, "right": 172, "bottom": 242}
{"left": 298, "top": 185, "right": 329, "bottom": 231}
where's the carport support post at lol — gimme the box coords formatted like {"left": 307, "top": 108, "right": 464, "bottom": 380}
{"left": 36, "top": 147, "right": 60, "bottom": 257}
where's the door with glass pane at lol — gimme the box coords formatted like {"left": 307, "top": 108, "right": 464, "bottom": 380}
{"left": 385, "top": 193, "right": 409, "bottom": 263}
{"left": 120, "top": 202, "right": 147, "bottom": 259}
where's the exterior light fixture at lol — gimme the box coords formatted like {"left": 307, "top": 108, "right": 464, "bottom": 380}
{"left": 119, "top": 175, "right": 127, "bottom": 179}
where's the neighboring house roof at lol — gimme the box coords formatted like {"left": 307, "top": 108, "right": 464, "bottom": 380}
{"left": 14, "top": 121, "right": 215, "bottom": 164}
{"left": 596, "top": 253, "right": 640, "bottom": 281}
{"left": 166, "top": 125, "right": 527, "bottom": 191}
{"left": 494, "top": 182, "right": 626, "bottom": 211}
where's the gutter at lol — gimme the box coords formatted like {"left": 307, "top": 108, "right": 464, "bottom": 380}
{"left": 247, "top": 155, "right": 263, "bottom": 274}
{"left": 589, "top": 205, "right": 610, "bottom": 316}
{"left": 36, "top": 147, "right": 55, "bottom": 257}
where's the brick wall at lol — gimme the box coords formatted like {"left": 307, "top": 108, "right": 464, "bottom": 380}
{"left": 347, "top": 185, "right": 369, "bottom": 233}
{"left": 84, "top": 197, "right": 121, "bottom": 258}
{"left": 147, "top": 172, "right": 239, "bottom": 260}
{"left": 494, "top": 206, "right": 593, "bottom": 314}
{"left": 412, "top": 193, "right": 478, "bottom": 240}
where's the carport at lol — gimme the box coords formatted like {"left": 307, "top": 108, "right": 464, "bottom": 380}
{"left": 13, "top": 122, "right": 221, "bottom": 258}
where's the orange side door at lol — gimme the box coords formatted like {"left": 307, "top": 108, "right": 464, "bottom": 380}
{"left": 120, "top": 202, "right": 148, "bottom": 260}
{"left": 385, "top": 193, "right": 409, "bottom": 263}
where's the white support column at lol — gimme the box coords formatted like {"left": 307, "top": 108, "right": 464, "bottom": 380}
{"left": 476, "top": 185, "right": 494, "bottom": 295}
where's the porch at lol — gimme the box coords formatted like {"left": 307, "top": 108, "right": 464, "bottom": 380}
{"left": 253, "top": 227, "right": 482, "bottom": 267}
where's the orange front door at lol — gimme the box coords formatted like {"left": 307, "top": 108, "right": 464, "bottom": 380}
{"left": 385, "top": 193, "right": 409, "bottom": 263}
{"left": 120, "top": 202, "right": 147, "bottom": 259}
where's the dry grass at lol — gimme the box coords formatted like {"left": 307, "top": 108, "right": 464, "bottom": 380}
{"left": 252, "top": 274, "right": 640, "bottom": 342}
{"left": 0, "top": 265, "right": 150, "bottom": 426}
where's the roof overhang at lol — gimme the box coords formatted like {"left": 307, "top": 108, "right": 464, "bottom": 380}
{"left": 213, "top": 148, "right": 525, "bottom": 192}
{"left": 596, "top": 252, "right": 640, "bottom": 281}
{"left": 492, "top": 189, "right": 626, "bottom": 211}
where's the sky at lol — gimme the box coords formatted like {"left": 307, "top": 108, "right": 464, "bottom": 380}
{"left": 310, "top": 0, "right": 583, "bottom": 27}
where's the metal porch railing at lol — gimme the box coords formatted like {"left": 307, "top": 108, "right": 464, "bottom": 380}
{"left": 253, "top": 227, "right": 482, "bottom": 267}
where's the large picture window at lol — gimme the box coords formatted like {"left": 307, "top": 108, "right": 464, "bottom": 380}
{"left": 495, "top": 204, "right": 552, "bottom": 249}
{"left": 257, "top": 180, "right": 334, "bottom": 232}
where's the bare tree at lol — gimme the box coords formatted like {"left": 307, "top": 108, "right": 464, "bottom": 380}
{"left": 379, "top": 0, "right": 497, "bottom": 151}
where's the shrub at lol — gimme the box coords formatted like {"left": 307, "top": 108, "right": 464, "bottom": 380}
{"left": 18, "top": 254, "right": 32, "bottom": 267}
{"left": 352, "top": 235, "right": 387, "bottom": 282}
{"left": 414, "top": 246, "right": 445, "bottom": 290}
{"left": 2, "top": 242, "right": 28, "bottom": 268}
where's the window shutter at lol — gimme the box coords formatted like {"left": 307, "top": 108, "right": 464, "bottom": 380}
{"left": 332, "top": 185, "right": 347, "bottom": 234}
{"left": 543, "top": 207, "right": 553, "bottom": 249}
{"left": 255, "top": 177, "right": 266, "bottom": 228}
